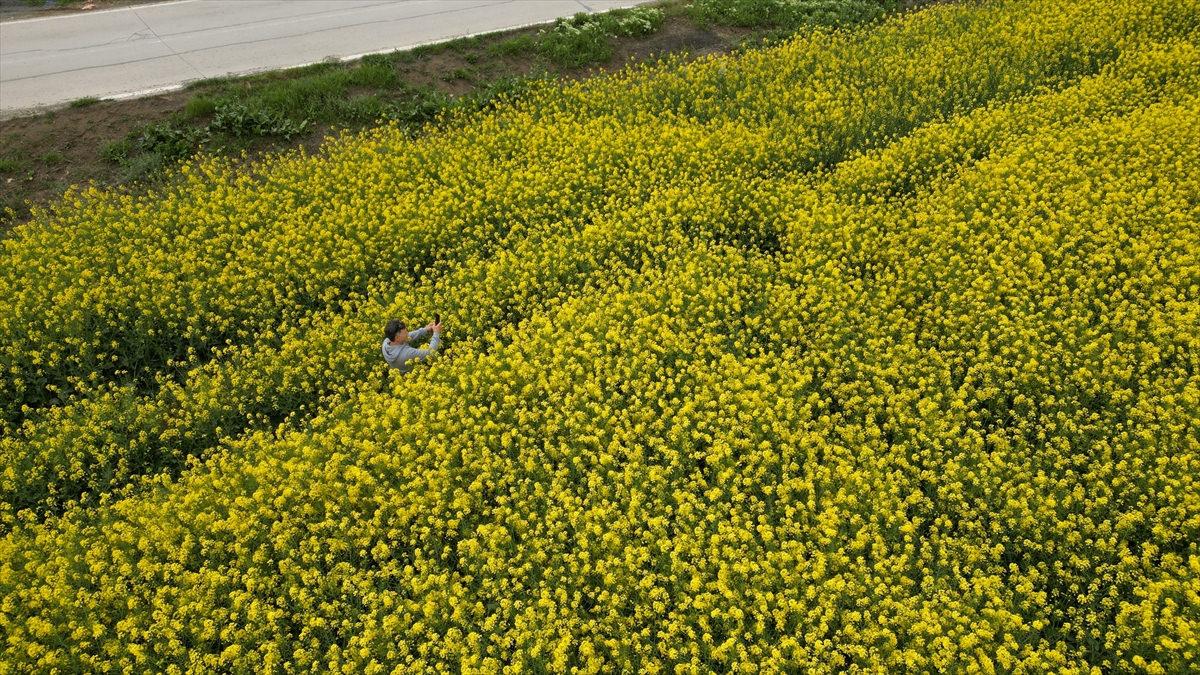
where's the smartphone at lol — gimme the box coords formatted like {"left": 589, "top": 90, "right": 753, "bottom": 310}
{"left": 434, "top": 313, "right": 441, "bottom": 325}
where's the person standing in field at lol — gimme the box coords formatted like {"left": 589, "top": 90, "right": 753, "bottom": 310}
{"left": 382, "top": 317, "right": 442, "bottom": 374}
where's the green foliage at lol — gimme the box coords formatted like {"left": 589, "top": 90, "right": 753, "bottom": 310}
{"left": 113, "top": 151, "right": 168, "bottom": 185}
{"left": 537, "top": 13, "right": 614, "bottom": 67}
{"left": 99, "top": 139, "right": 132, "bottom": 165}
{"left": 135, "top": 122, "right": 208, "bottom": 163}
{"left": 184, "top": 95, "right": 217, "bottom": 119}
{"left": 605, "top": 5, "right": 669, "bottom": 36}
{"left": 689, "top": 0, "right": 890, "bottom": 30}
{"left": 410, "top": 43, "right": 441, "bottom": 58}
{"left": 383, "top": 89, "right": 453, "bottom": 127}
{"left": 447, "top": 35, "right": 485, "bottom": 52}
{"left": 209, "top": 102, "right": 309, "bottom": 139}
{"left": 100, "top": 123, "right": 207, "bottom": 177}
{"left": 345, "top": 58, "right": 400, "bottom": 89}
{"left": 68, "top": 96, "right": 100, "bottom": 108}
{"left": 461, "top": 74, "right": 549, "bottom": 113}
{"left": 185, "top": 75, "right": 234, "bottom": 90}
{"left": 190, "top": 57, "right": 397, "bottom": 132}
{"left": 490, "top": 34, "right": 537, "bottom": 56}
{"left": 536, "top": 6, "right": 667, "bottom": 68}
{"left": 336, "top": 95, "right": 395, "bottom": 124}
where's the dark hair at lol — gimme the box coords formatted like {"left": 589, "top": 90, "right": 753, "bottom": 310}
{"left": 384, "top": 319, "right": 406, "bottom": 341}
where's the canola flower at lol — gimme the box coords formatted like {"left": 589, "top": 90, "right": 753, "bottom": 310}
{"left": 4, "top": 0, "right": 1198, "bottom": 529}
{"left": 0, "top": 0, "right": 1189, "bottom": 431}
{"left": 1, "top": 0, "right": 1199, "bottom": 672}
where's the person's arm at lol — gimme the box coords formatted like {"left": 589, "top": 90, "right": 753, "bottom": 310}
{"left": 404, "top": 329, "right": 442, "bottom": 366}
{"left": 408, "top": 325, "right": 431, "bottom": 343}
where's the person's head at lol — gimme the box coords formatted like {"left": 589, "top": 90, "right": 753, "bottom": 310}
{"left": 384, "top": 319, "right": 408, "bottom": 344}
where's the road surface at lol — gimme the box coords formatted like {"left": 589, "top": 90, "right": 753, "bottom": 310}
{"left": 0, "top": 0, "right": 651, "bottom": 118}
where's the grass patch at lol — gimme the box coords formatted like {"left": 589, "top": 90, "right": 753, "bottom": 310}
{"left": 409, "top": 43, "right": 443, "bottom": 58}
{"left": 0, "top": 157, "right": 25, "bottom": 174}
{"left": 100, "top": 139, "right": 132, "bottom": 165}
{"left": 490, "top": 34, "right": 537, "bottom": 57}
{"left": 202, "top": 59, "right": 399, "bottom": 127}
{"left": 183, "top": 96, "right": 217, "bottom": 119}
{"left": 68, "top": 97, "right": 101, "bottom": 109}
{"left": 185, "top": 75, "right": 234, "bottom": 90}
{"left": 447, "top": 35, "right": 485, "bottom": 53}
{"left": 113, "top": 152, "right": 169, "bottom": 185}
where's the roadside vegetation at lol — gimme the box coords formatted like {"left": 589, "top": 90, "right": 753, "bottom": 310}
{"left": 0, "top": 0, "right": 914, "bottom": 230}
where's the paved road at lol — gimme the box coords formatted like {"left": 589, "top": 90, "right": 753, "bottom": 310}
{"left": 0, "top": 0, "right": 650, "bottom": 118}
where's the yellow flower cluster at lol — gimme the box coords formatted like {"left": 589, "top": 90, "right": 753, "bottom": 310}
{"left": 5, "top": 0, "right": 1194, "bottom": 529}
{"left": 1, "top": 0, "right": 1198, "bottom": 672}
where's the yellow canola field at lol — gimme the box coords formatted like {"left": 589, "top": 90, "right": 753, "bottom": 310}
{"left": 0, "top": 0, "right": 1186, "bottom": 429}
{"left": 3, "top": 0, "right": 1196, "bottom": 530}
{"left": 1, "top": 0, "right": 1199, "bottom": 672}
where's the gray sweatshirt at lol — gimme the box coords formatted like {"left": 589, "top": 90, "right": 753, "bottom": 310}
{"left": 381, "top": 326, "right": 441, "bottom": 373}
